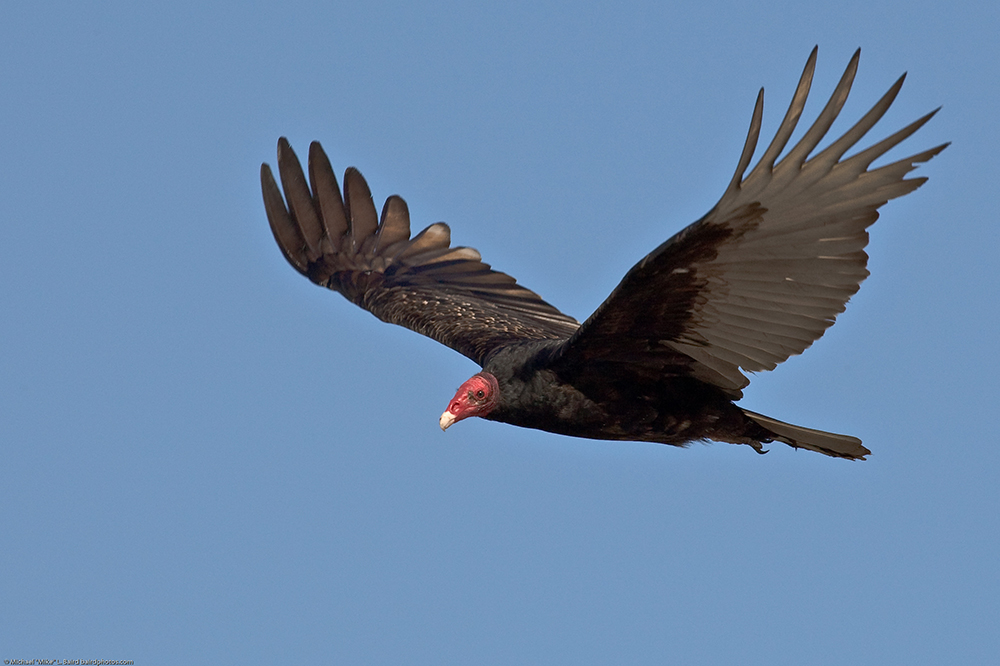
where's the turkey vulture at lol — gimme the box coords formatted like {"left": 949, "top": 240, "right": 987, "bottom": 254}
{"left": 261, "top": 48, "right": 945, "bottom": 460}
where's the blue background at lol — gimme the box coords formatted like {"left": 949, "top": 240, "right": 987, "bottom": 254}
{"left": 2, "top": 1, "right": 996, "bottom": 663}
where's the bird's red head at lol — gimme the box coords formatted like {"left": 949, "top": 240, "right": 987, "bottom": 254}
{"left": 439, "top": 372, "right": 499, "bottom": 431}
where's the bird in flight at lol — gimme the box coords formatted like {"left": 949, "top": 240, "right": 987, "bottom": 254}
{"left": 261, "top": 48, "right": 945, "bottom": 459}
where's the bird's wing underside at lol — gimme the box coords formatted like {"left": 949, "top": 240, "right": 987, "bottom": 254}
{"left": 262, "top": 139, "right": 580, "bottom": 366}
{"left": 555, "top": 47, "right": 947, "bottom": 396}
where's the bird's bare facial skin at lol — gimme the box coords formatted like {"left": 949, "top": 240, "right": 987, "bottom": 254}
{"left": 439, "top": 372, "right": 499, "bottom": 431}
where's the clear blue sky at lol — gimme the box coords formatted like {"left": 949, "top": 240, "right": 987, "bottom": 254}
{"left": 2, "top": 0, "right": 996, "bottom": 663}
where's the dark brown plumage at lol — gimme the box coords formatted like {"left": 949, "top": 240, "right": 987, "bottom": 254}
{"left": 261, "top": 48, "right": 946, "bottom": 459}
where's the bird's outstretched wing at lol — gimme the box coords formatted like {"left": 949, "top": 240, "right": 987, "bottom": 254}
{"left": 555, "top": 47, "right": 947, "bottom": 396}
{"left": 261, "top": 139, "right": 580, "bottom": 365}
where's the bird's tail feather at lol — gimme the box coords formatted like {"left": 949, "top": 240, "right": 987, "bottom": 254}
{"left": 742, "top": 409, "right": 870, "bottom": 460}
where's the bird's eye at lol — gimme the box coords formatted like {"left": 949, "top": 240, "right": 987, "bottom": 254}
{"left": 475, "top": 390, "right": 486, "bottom": 399}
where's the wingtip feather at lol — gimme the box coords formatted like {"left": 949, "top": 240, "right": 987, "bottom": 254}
{"left": 261, "top": 161, "right": 309, "bottom": 275}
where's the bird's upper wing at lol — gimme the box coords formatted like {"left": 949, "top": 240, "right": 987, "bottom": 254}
{"left": 261, "top": 139, "right": 580, "bottom": 366}
{"left": 553, "top": 48, "right": 947, "bottom": 396}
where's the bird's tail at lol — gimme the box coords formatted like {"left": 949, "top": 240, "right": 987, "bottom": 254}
{"left": 742, "top": 409, "right": 870, "bottom": 460}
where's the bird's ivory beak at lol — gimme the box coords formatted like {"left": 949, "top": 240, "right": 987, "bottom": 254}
{"left": 439, "top": 410, "right": 457, "bottom": 431}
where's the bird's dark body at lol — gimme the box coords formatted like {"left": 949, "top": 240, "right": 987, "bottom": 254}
{"left": 482, "top": 340, "right": 770, "bottom": 448}
{"left": 260, "top": 48, "right": 946, "bottom": 460}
